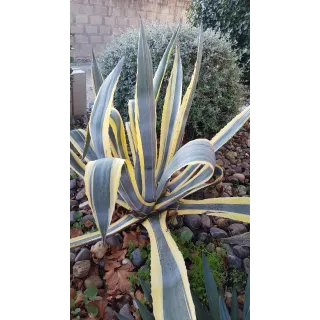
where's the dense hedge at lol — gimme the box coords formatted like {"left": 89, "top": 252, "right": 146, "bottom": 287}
{"left": 187, "top": 0, "right": 250, "bottom": 84}
{"left": 100, "top": 23, "right": 243, "bottom": 139}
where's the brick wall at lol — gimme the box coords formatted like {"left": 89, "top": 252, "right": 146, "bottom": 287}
{"left": 71, "top": 0, "right": 190, "bottom": 58}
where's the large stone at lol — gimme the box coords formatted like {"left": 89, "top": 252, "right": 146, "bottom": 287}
{"left": 168, "top": 215, "right": 184, "bottom": 229}
{"left": 73, "top": 260, "right": 91, "bottom": 278}
{"left": 177, "top": 226, "right": 194, "bottom": 238}
{"left": 183, "top": 215, "right": 202, "bottom": 230}
{"left": 215, "top": 218, "right": 229, "bottom": 230}
{"left": 201, "top": 215, "right": 212, "bottom": 232}
{"left": 106, "top": 234, "right": 122, "bottom": 247}
{"left": 227, "top": 254, "right": 242, "bottom": 269}
{"left": 70, "top": 179, "right": 77, "bottom": 189}
{"left": 210, "top": 227, "right": 228, "bottom": 239}
{"left": 84, "top": 275, "right": 103, "bottom": 289}
{"left": 119, "top": 303, "right": 134, "bottom": 320}
{"left": 228, "top": 223, "right": 247, "bottom": 236}
{"left": 196, "top": 232, "right": 209, "bottom": 244}
{"left": 244, "top": 258, "right": 250, "bottom": 274}
{"left": 70, "top": 252, "right": 76, "bottom": 265}
{"left": 221, "top": 232, "right": 250, "bottom": 247}
{"left": 233, "top": 246, "right": 250, "bottom": 259}
{"left": 75, "top": 248, "right": 91, "bottom": 262}
{"left": 221, "top": 243, "right": 234, "bottom": 254}
{"left": 130, "top": 248, "right": 145, "bottom": 268}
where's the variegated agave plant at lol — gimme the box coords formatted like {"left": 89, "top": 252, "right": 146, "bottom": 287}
{"left": 70, "top": 21, "right": 250, "bottom": 320}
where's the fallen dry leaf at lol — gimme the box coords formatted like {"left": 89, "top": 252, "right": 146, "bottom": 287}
{"left": 91, "top": 241, "right": 108, "bottom": 263}
{"left": 104, "top": 260, "right": 121, "bottom": 271}
{"left": 70, "top": 288, "right": 77, "bottom": 299}
{"left": 70, "top": 228, "right": 83, "bottom": 238}
{"left": 122, "top": 231, "right": 139, "bottom": 248}
{"left": 75, "top": 291, "right": 83, "bottom": 306}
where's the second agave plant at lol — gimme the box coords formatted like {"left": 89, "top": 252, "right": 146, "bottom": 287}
{"left": 70, "top": 21, "right": 250, "bottom": 320}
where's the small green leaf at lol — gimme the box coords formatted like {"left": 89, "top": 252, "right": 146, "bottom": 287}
{"left": 83, "top": 295, "right": 89, "bottom": 305}
{"left": 84, "top": 286, "right": 98, "bottom": 301}
{"left": 73, "top": 211, "right": 82, "bottom": 220}
{"left": 70, "top": 299, "right": 75, "bottom": 309}
{"left": 71, "top": 308, "right": 81, "bottom": 315}
{"left": 86, "top": 304, "right": 99, "bottom": 317}
{"left": 181, "top": 230, "right": 193, "bottom": 242}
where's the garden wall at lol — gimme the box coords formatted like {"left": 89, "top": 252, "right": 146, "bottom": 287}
{"left": 71, "top": 0, "right": 190, "bottom": 58}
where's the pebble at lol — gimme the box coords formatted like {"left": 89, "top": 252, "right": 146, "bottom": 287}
{"left": 233, "top": 185, "right": 247, "bottom": 196}
{"left": 210, "top": 227, "right": 228, "bottom": 239}
{"left": 84, "top": 275, "right": 103, "bottom": 289}
{"left": 233, "top": 245, "right": 250, "bottom": 259}
{"left": 233, "top": 173, "right": 245, "bottom": 183}
{"left": 130, "top": 248, "right": 145, "bottom": 268}
{"left": 221, "top": 243, "right": 234, "bottom": 254}
{"left": 244, "top": 258, "right": 250, "bottom": 274}
{"left": 82, "top": 215, "right": 94, "bottom": 222}
{"left": 201, "top": 215, "right": 211, "bottom": 232}
{"left": 75, "top": 248, "right": 91, "bottom": 262}
{"left": 76, "top": 188, "right": 86, "bottom": 200}
{"left": 216, "top": 159, "right": 224, "bottom": 166}
{"left": 196, "top": 232, "right": 209, "bottom": 244}
{"left": 70, "top": 252, "right": 76, "bottom": 265}
{"left": 228, "top": 223, "right": 247, "bottom": 236}
{"left": 234, "top": 166, "right": 243, "bottom": 173}
{"left": 70, "top": 179, "right": 77, "bottom": 189}
{"left": 70, "top": 212, "right": 75, "bottom": 223}
{"left": 215, "top": 218, "right": 229, "bottom": 230}
{"left": 119, "top": 303, "right": 134, "bottom": 320}
{"left": 73, "top": 260, "right": 91, "bottom": 278}
{"left": 183, "top": 215, "right": 202, "bottom": 230}
{"left": 70, "top": 199, "right": 78, "bottom": 207}
{"left": 106, "top": 234, "right": 122, "bottom": 247}
{"left": 227, "top": 254, "right": 242, "bottom": 269}
{"left": 240, "top": 162, "right": 250, "bottom": 169}
{"left": 177, "top": 226, "right": 194, "bottom": 238}
{"left": 221, "top": 232, "right": 250, "bottom": 247}
{"left": 206, "top": 242, "right": 216, "bottom": 252}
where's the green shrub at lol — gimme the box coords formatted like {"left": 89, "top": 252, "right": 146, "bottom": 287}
{"left": 100, "top": 22, "right": 243, "bottom": 139}
{"left": 187, "top": 0, "right": 250, "bottom": 84}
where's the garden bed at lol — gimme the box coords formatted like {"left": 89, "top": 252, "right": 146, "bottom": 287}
{"left": 70, "top": 121, "right": 250, "bottom": 319}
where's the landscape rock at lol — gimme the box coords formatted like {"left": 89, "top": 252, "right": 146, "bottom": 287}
{"left": 232, "top": 173, "right": 245, "bottom": 183}
{"left": 233, "top": 246, "right": 250, "bottom": 259}
{"left": 76, "top": 188, "right": 86, "bottom": 200}
{"left": 229, "top": 223, "right": 247, "bottom": 236}
{"left": 215, "top": 218, "right": 229, "bottom": 230}
{"left": 119, "top": 303, "right": 134, "bottom": 320}
{"left": 70, "top": 212, "right": 75, "bottom": 223}
{"left": 206, "top": 242, "right": 216, "bottom": 252}
{"left": 221, "top": 243, "right": 234, "bottom": 254}
{"left": 70, "top": 179, "right": 77, "bottom": 189}
{"left": 84, "top": 275, "right": 103, "bottom": 289}
{"left": 183, "top": 215, "right": 202, "bottom": 230}
{"left": 168, "top": 215, "right": 184, "bottom": 229}
{"left": 201, "top": 215, "right": 211, "bottom": 232}
{"left": 210, "top": 227, "right": 228, "bottom": 239}
{"left": 233, "top": 185, "right": 247, "bottom": 197}
{"left": 70, "top": 199, "right": 78, "bottom": 207}
{"left": 177, "top": 226, "right": 194, "bottom": 238}
{"left": 216, "top": 159, "right": 224, "bottom": 166}
{"left": 82, "top": 215, "right": 94, "bottom": 222}
{"left": 106, "top": 234, "right": 122, "bottom": 247}
{"left": 73, "top": 260, "right": 91, "bottom": 278}
{"left": 227, "top": 254, "right": 242, "bottom": 269}
{"left": 70, "top": 252, "right": 76, "bottom": 265}
{"left": 131, "top": 248, "right": 145, "bottom": 268}
{"left": 75, "top": 248, "right": 91, "bottom": 262}
{"left": 221, "top": 232, "right": 250, "bottom": 247}
{"left": 244, "top": 258, "right": 250, "bottom": 274}
{"left": 196, "top": 232, "right": 209, "bottom": 244}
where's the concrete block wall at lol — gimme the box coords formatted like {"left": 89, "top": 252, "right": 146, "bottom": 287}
{"left": 71, "top": 0, "right": 190, "bottom": 58}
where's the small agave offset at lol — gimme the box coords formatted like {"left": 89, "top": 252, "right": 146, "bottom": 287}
{"left": 70, "top": 21, "right": 250, "bottom": 320}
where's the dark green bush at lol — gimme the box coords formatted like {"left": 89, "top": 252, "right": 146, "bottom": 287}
{"left": 187, "top": 0, "right": 250, "bottom": 84}
{"left": 100, "top": 22, "right": 243, "bottom": 139}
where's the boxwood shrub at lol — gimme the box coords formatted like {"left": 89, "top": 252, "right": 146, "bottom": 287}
{"left": 100, "top": 22, "right": 243, "bottom": 139}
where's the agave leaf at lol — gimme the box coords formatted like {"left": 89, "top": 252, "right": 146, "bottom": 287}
{"left": 243, "top": 275, "right": 250, "bottom": 320}
{"left": 115, "top": 312, "right": 131, "bottom": 320}
{"left": 167, "top": 23, "right": 204, "bottom": 161}
{"left": 135, "top": 299, "right": 154, "bottom": 320}
{"left": 84, "top": 158, "right": 125, "bottom": 244}
{"left": 91, "top": 49, "right": 104, "bottom": 96}
{"left": 89, "top": 57, "right": 125, "bottom": 159}
{"left": 231, "top": 287, "right": 239, "bottom": 320}
{"left": 82, "top": 126, "right": 92, "bottom": 160}
{"left": 156, "top": 44, "right": 183, "bottom": 181}
{"left": 70, "top": 150, "right": 85, "bottom": 178}
{"left": 140, "top": 279, "right": 152, "bottom": 304}
{"left": 70, "top": 214, "right": 141, "bottom": 248}
{"left": 211, "top": 106, "right": 250, "bottom": 152}
{"left": 176, "top": 197, "right": 250, "bottom": 223}
{"left": 142, "top": 212, "right": 196, "bottom": 320}
{"left": 202, "top": 253, "right": 220, "bottom": 320}
{"left": 134, "top": 21, "right": 157, "bottom": 202}
{"left": 153, "top": 23, "right": 181, "bottom": 102}
{"left": 70, "top": 129, "right": 97, "bottom": 162}
{"left": 219, "top": 296, "right": 231, "bottom": 320}
{"left": 191, "top": 290, "right": 211, "bottom": 320}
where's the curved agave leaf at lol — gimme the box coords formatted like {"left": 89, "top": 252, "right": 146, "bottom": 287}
{"left": 70, "top": 129, "right": 97, "bottom": 162}
{"left": 140, "top": 279, "right": 152, "bottom": 304}
{"left": 70, "top": 214, "right": 141, "bottom": 248}
{"left": 202, "top": 253, "right": 220, "bottom": 320}
{"left": 84, "top": 158, "right": 125, "bottom": 243}
{"left": 167, "top": 23, "right": 204, "bottom": 162}
{"left": 115, "top": 312, "right": 131, "bottom": 320}
{"left": 143, "top": 212, "right": 196, "bottom": 320}
{"left": 89, "top": 57, "right": 125, "bottom": 159}
{"left": 211, "top": 106, "right": 250, "bottom": 152}
{"left": 91, "top": 49, "right": 104, "bottom": 96}
{"left": 135, "top": 299, "right": 154, "bottom": 320}
{"left": 243, "top": 275, "right": 250, "bottom": 320}
{"left": 219, "top": 296, "right": 231, "bottom": 320}
{"left": 70, "top": 150, "right": 85, "bottom": 178}
{"left": 156, "top": 44, "right": 183, "bottom": 181}
{"left": 176, "top": 197, "right": 250, "bottom": 223}
{"left": 135, "top": 21, "right": 157, "bottom": 202}
{"left": 191, "top": 290, "right": 211, "bottom": 320}
{"left": 153, "top": 23, "right": 181, "bottom": 102}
